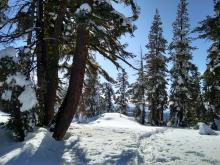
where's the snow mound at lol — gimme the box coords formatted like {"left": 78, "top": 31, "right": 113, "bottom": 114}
{"left": 88, "top": 113, "right": 166, "bottom": 133}
{"left": 199, "top": 123, "right": 217, "bottom": 135}
{"left": 90, "top": 113, "right": 143, "bottom": 128}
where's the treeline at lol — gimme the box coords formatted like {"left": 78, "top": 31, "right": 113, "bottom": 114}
{"left": 78, "top": 0, "right": 220, "bottom": 129}
{"left": 0, "top": 0, "right": 219, "bottom": 141}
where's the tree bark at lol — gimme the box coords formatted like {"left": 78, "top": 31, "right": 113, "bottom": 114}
{"left": 141, "top": 102, "right": 145, "bottom": 125}
{"left": 140, "top": 50, "right": 145, "bottom": 125}
{"left": 36, "top": 0, "right": 47, "bottom": 126}
{"left": 53, "top": 26, "right": 89, "bottom": 140}
{"left": 43, "top": 44, "right": 59, "bottom": 125}
{"left": 41, "top": 1, "right": 66, "bottom": 126}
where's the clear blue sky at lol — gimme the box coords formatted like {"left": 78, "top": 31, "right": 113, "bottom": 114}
{"left": 97, "top": 0, "right": 214, "bottom": 83}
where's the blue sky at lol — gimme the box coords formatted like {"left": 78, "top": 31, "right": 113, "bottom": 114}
{"left": 97, "top": 0, "right": 214, "bottom": 83}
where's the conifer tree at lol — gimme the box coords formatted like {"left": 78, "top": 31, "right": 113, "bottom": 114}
{"left": 194, "top": 0, "right": 220, "bottom": 122}
{"left": 101, "top": 82, "right": 115, "bottom": 113}
{"left": 129, "top": 49, "right": 146, "bottom": 124}
{"left": 115, "top": 69, "right": 129, "bottom": 115}
{"left": 169, "top": 0, "right": 201, "bottom": 127}
{"left": 186, "top": 66, "right": 205, "bottom": 125}
{"left": 86, "top": 77, "right": 102, "bottom": 117}
{"left": 145, "top": 9, "right": 168, "bottom": 126}
{"left": 0, "top": 47, "right": 38, "bottom": 141}
{"left": 78, "top": 64, "right": 102, "bottom": 118}
{"left": 53, "top": 0, "right": 139, "bottom": 140}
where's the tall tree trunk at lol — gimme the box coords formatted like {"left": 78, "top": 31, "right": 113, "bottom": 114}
{"left": 160, "top": 108, "right": 163, "bottom": 125}
{"left": 53, "top": 26, "right": 89, "bottom": 140}
{"left": 141, "top": 102, "right": 145, "bottom": 125}
{"left": 42, "top": 1, "right": 66, "bottom": 126}
{"left": 43, "top": 44, "right": 59, "bottom": 125}
{"left": 140, "top": 49, "right": 145, "bottom": 125}
{"left": 36, "top": 0, "right": 47, "bottom": 126}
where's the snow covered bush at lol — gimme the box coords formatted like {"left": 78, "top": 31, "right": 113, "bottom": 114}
{"left": 0, "top": 47, "right": 38, "bottom": 141}
{"left": 199, "top": 123, "right": 217, "bottom": 135}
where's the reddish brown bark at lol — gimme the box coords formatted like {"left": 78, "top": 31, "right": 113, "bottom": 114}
{"left": 43, "top": 47, "right": 59, "bottom": 125}
{"left": 36, "top": 1, "right": 66, "bottom": 126}
{"left": 53, "top": 26, "right": 89, "bottom": 140}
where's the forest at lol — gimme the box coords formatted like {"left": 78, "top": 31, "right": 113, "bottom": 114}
{"left": 0, "top": 0, "right": 220, "bottom": 164}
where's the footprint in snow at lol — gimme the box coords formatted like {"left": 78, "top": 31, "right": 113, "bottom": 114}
{"left": 155, "top": 157, "right": 168, "bottom": 162}
{"left": 202, "top": 158, "right": 220, "bottom": 164}
{"left": 169, "top": 156, "right": 180, "bottom": 161}
{"left": 185, "top": 151, "right": 205, "bottom": 157}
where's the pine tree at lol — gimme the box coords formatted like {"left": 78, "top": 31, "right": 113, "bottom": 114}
{"left": 78, "top": 64, "right": 102, "bottom": 118}
{"left": 169, "top": 0, "right": 201, "bottom": 127}
{"left": 0, "top": 47, "right": 38, "bottom": 141}
{"left": 115, "top": 69, "right": 129, "bottom": 115}
{"left": 129, "top": 49, "right": 146, "bottom": 124}
{"left": 101, "top": 82, "right": 115, "bottom": 113}
{"left": 145, "top": 9, "right": 168, "bottom": 126}
{"left": 53, "top": 0, "right": 139, "bottom": 140}
{"left": 186, "top": 66, "right": 205, "bottom": 125}
{"left": 194, "top": 0, "right": 220, "bottom": 122}
{"left": 86, "top": 77, "right": 102, "bottom": 117}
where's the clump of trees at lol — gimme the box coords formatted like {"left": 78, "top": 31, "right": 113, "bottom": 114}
{"left": 0, "top": 0, "right": 139, "bottom": 141}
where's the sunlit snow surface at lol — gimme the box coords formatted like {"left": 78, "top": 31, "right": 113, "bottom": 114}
{"left": 0, "top": 112, "right": 220, "bottom": 165}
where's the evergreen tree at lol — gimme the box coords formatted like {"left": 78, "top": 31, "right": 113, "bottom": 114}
{"left": 79, "top": 64, "right": 102, "bottom": 118}
{"left": 0, "top": 47, "right": 38, "bottom": 141}
{"left": 129, "top": 49, "right": 146, "bottom": 124}
{"left": 86, "top": 76, "right": 103, "bottom": 117}
{"left": 53, "top": 0, "right": 139, "bottom": 140}
{"left": 187, "top": 66, "right": 206, "bottom": 125}
{"left": 169, "top": 0, "right": 201, "bottom": 127}
{"left": 101, "top": 82, "right": 115, "bottom": 113}
{"left": 115, "top": 69, "right": 129, "bottom": 115}
{"left": 145, "top": 9, "right": 168, "bottom": 126}
{"left": 194, "top": 0, "right": 220, "bottom": 122}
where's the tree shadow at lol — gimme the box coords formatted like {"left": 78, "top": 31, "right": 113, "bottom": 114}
{"left": 0, "top": 128, "right": 89, "bottom": 165}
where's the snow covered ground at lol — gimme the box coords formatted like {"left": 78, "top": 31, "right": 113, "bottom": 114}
{"left": 0, "top": 112, "right": 220, "bottom": 165}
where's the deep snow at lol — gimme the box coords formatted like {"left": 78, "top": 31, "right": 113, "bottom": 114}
{"left": 0, "top": 112, "right": 220, "bottom": 165}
